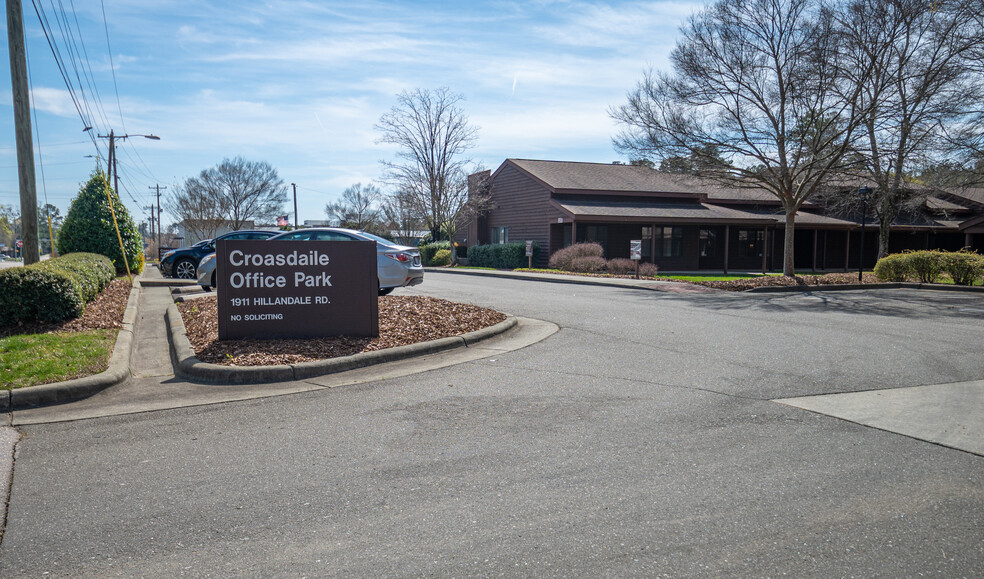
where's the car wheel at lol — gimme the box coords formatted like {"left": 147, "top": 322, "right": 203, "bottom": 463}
{"left": 174, "top": 258, "right": 197, "bottom": 279}
{"left": 200, "top": 285, "right": 211, "bottom": 292}
{"left": 378, "top": 287, "right": 393, "bottom": 296}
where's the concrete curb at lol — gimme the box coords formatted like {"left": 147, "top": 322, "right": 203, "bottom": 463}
{"left": 425, "top": 267, "right": 673, "bottom": 292}
{"left": 140, "top": 278, "right": 197, "bottom": 288}
{"left": 3, "top": 284, "right": 140, "bottom": 411}
{"left": 428, "top": 267, "right": 984, "bottom": 295}
{"left": 166, "top": 302, "right": 518, "bottom": 385}
{"left": 745, "top": 282, "right": 984, "bottom": 293}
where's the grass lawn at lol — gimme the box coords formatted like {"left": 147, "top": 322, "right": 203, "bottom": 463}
{"left": 0, "top": 329, "right": 117, "bottom": 389}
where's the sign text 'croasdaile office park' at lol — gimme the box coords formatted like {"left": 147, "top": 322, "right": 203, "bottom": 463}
{"left": 216, "top": 240, "right": 379, "bottom": 340}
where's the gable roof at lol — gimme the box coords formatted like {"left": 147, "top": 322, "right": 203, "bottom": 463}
{"left": 507, "top": 159, "right": 699, "bottom": 195}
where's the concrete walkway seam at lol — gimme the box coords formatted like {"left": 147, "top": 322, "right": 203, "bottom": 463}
{"left": 166, "top": 301, "right": 518, "bottom": 385}
{"left": 4, "top": 285, "right": 140, "bottom": 412}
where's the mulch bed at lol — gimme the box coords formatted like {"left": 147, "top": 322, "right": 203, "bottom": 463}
{"left": 0, "top": 277, "right": 132, "bottom": 339}
{"left": 695, "top": 272, "right": 881, "bottom": 291}
{"left": 178, "top": 296, "right": 507, "bottom": 366}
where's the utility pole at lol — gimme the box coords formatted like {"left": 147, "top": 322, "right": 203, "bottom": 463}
{"left": 7, "top": 0, "right": 39, "bottom": 264}
{"left": 292, "top": 182, "right": 298, "bottom": 229}
{"left": 144, "top": 205, "right": 155, "bottom": 251}
{"left": 150, "top": 184, "right": 166, "bottom": 260}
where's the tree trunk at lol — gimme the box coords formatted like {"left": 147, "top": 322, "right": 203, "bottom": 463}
{"left": 783, "top": 210, "right": 796, "bottom": 277}
{"left": 877, "top": 212, "right": 892, "bottom": 260}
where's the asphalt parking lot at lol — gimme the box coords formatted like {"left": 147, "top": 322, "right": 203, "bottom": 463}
{"left": 1, "top": 273, "right": 981, "bottom": 577}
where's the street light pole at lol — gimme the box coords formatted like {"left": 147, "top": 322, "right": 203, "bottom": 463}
{"left": 858, "top": 187, "right": 871, "bottom": 283}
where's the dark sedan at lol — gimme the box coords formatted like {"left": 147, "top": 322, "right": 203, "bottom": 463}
{"left": 160, "top": 230, "right": 279, "bottom": 279}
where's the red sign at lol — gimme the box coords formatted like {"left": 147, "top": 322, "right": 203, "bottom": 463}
{"left": 16, "top": 239, "right": 23, "bottom": 248}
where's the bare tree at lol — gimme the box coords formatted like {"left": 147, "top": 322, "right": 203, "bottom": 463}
{"left": 611, "top": 0, "right": 872, "bottom": 276}
{"left": 831, "top": 0, "right": 984, "bottom": 259}
{"left": 376, "top": 87, "right": 479, "bottom": 247}
{"left": 325, "top": 182, "right": 383, "bottom": 232}
{"left": 178, "top": 157, "right": 288, "bottom": 232}
{"left": 164, "top": 185, "right": 227, "bottom": 242}
{"left": 380, "top": 188, "right": 426, "bottom": 245}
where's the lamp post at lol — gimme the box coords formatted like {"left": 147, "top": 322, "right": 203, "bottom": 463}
{"left": 858, "top": 187, "right": 871, "bottom": 282}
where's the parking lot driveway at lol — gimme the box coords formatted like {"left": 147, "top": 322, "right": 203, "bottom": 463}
{"left": 1, "top": 275, "right": 981, "bottom": 577}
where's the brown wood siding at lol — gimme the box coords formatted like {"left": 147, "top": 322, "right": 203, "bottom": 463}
{"left": 651, "top": 226, "right": 700, "bottom": 270}
{"left": 486, "top": 162, "right": 562, "bottom": 267}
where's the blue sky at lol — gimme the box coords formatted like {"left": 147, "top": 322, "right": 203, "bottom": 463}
{"left": 0, "top": 0, "right": 702, "bottom": 229}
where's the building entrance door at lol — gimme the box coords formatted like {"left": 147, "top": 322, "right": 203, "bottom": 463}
{"left": 699, "top": 227, "right": 724, "bottom": 269}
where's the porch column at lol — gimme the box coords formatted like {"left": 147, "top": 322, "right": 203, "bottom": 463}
{"left": 844, "top": 230, "right": 850, "bottom": 271}
{"left": 812, "top": 229, "right": 818, "bottom": 272}
{"left": 723, "top": 224, "right": 730, "bottom": 275}
{"left": 822, "top": 231, "right": 828, "bottom": 270}
{"left": 571, "top": 220, "right": 577, "bottom": 246}
{"left": 650, "top": 224, "right": 656, "bottom": 264}
{"left": 761, "top": 226, "right": 768, "bottom": 274}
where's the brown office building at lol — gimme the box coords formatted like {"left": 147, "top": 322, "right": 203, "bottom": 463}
{"left": 461, "top": 159, "right": 984, "bottom": 272}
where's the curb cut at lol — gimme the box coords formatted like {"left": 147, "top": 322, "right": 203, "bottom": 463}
{"left": 3, "top": 284, "right": 140, "bottom": 412}
{"left": 166, "top": 302, "right": 518, "bottom": 385}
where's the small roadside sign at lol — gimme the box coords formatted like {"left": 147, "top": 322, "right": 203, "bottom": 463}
{"left": 16, "top": 239, "right": 23, "bottom": 249}
{"left": 629, "top": 240, "right": 642, "bottom": 260}
{"left": 525, "top": 240, "right": 533, "bottom": 269}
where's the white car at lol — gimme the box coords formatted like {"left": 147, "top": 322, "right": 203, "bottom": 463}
{"left": 197, "top": 228, "right": 423, "bottom": 295}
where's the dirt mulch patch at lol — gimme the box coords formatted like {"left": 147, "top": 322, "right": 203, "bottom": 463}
{"left": 696, "top": 272, "right": 881, "bottom": 292}
{"left": 0, "top": 277, "right": 132, "bottom": 339}
{"left": 178, "top": 296, "right": 507, "bottom": 367}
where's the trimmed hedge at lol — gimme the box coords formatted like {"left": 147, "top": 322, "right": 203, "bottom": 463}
{"left": 469, "top": 242, "right": 540, "bottom": 269}
{"left": 0, "top": 252, "right": 115, "bottom": 326}
{"left": 606, "top": 258, "right": 637, "bottom": 275}
{"left": 874, "top": 250, "right": 984, "bottom": 286}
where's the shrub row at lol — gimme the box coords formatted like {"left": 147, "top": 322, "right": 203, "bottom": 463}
{"left": 874, "top": 250, "right": 984, "bottom": 285}
{"left": 0, "top": 252, "right": 115, "bottom": 326}
{"left": 468, "top": 242, "right": 540, "bottom": 269}
{"left": 549, "top": 243, "right": 660, "bottom": 277}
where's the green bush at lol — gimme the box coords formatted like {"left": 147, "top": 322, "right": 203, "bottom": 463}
{"left": 419, "top": 241, "right": 451, "bottom": 266}
{"left": 0, "top": 252, "right": 115, "bottom": 326}
{"left": 432, "top": 249, "right": 452, "bottom": 266}
{"left": 58, "top": 170, "right": 144, "bottom": 276}
{"left": 941, "top": 251, "right": 984, "bottom": 286}
{"left": 873, "top": 253, "right": 911, "bottom": 282}
{"left": 905, "top": 250, "right": 945, "bottom": 283}
{"left": 469, "top": 242, "right": 539, "bottom": 269}
{"left": 548, "top": 243, "right": 604, "bottom": 271}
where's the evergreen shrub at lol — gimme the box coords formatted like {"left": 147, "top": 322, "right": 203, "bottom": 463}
{"left": 58, "top": 171, "right": 144, "bottom": 275}
{"left": 873, "top": 253, "right": 911, "bottom": 282}
{"left": 469, "top": 242, "right": 539, "bottom": 269}
{"left": 419, "top": 241, "right": 451, "bottom": 266}
{"left": 432, "top": 249, "right": 452, "bottom": 266}
{"left": 941, "top": 251, "right": 984, "bottom": 286}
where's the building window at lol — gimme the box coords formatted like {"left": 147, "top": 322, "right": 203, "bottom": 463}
{"left": 641, "top": 226, "right": 653, "bottom": 259}
{"left": 654, "top": 226, "right": 683, "bottom": 257}
{"left": 738, "top": 229, "right": 764, "bottom": 258}
{"left": 490, "top": 226, "right": 509, "bottom": 244}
